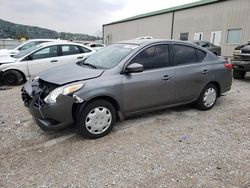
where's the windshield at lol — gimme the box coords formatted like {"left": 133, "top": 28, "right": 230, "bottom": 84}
{"left": 81, "top": 44, "right": 138, "bottom": 69}
{"left": 13, "top": 45, "right": 41, "bottom": 59}
{"left": 8, "top": 42, "right": 22, "bottom": 50}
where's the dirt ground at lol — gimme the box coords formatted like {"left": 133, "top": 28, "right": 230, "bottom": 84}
{"left": 0, "top": 75, "right": 249, "bottom": 188}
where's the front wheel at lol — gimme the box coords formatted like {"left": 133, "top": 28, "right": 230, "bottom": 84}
{"left": 2, "top": 70, "right": 24, "bottom": 86}
{"left": 76, "top": 100, "right": 116, "bottom": 139}
{"left": 196, "top": 84, "right": 218, "bottom": 111}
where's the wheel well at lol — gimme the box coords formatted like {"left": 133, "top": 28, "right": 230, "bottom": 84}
{"left": 208, "top": 81, "right": 221, "bottom": 96}
{"left": 72, "top": 96, "right": 121, "bottom": 123}
{"left": 2, "top": 69, "right": 26, "bottom": 82}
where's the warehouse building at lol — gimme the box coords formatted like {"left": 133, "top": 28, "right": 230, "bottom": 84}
{"left": 103, "top": 0, "right": 250, "bottom": 57}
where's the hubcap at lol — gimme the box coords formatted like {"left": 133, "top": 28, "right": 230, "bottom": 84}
{"left": 85, "top": 107, "right": 112, "bottom": 135}
{"left": 203, "top": 88, "right": 216, "bottom": 107}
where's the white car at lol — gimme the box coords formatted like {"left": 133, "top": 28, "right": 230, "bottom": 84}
{"left": 0, "top": 42, "right": 95, "bottom": 85}
{"left": 0, "top": 39, "right": 60, "bottom": 57}
{"left": 87, "top": 43, "right": 105, "bottom": 51}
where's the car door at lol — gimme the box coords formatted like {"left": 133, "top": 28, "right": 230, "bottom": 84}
{"left": 122, "top": 44, "right": 176, "bottom": 114}
{"left": 173, "top": 44, "right": 210, "bottom": 103}
{"left": 57, "top": 45, "right": 93, "bottom": 65}
{"left": 26, "top": 45, "right": 59, "bottom": 77}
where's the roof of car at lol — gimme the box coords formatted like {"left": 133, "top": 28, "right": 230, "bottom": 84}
{"left": 25, "top": 39, "right": 60, "bottom": 42}
{"left": 37, "top": 41, "right": 93, "bottom": 50}
{"left": 189, "top": 40, "right": 210, "bottom": 43}
{"left": 117, "top": 39, "right": 192, "bottom": 45}
{"left": 39, "top": 41, "right": 89, "bottom": 46}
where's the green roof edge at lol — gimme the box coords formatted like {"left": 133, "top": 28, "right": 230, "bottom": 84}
{"left": 103, "top": 0, "right": 221, "bottom": 26}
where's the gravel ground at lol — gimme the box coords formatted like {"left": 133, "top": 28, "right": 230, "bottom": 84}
{"left": 0, "top": 76, "right": 250, "bottom": 188}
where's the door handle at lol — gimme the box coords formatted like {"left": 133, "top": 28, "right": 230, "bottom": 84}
{"left": 202, "top": 70, "right": 209, "bottom": 74}
{"left": 77, "top": 56, "right": 84, "bottom": 59}
{"left": 50, "top": 60, "right": 58, "bottom": 62}
{"left": 161, "top": 75, "right": 171, "bottom": 81}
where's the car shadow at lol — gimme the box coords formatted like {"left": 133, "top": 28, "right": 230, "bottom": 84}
{"left": 114, "top": 103, "right": 195, "bottom": 131}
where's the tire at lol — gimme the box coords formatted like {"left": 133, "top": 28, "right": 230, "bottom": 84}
{"left": 196, "top": 84, "right": 218, "bottom": 111}
{"left": 2, "top": 70, "right": 24, "bottom": 86}
{"left": 76, "top": 100, "right": 116, "bottom": 139}
{"left": 233, "top": 70, "right": 246, "bottom": 79}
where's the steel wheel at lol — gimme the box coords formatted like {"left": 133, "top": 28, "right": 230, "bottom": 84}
{"left": 203, "top": 88, "right": 217, "bottom": 107}
{"left": 85, "top": 107, "right": 112, "bottom": 134}
{"left": 77, "top": 99, "right": 116, "bottom": 139}
{"left": 196, "top": 84, "right": 218, "bottom": 111}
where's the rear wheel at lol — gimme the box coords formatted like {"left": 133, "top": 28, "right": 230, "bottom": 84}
{"left": 196, "top": 84, "right": 218, "bottom": 111}
{"left": 76, "top": 100, "right": 116, "bottom": 139}
{"left": 233, "top": 70, "right": 246, "bottom": 79}
{"left": 2, "top": 70, "right": 24, "bottom": 86}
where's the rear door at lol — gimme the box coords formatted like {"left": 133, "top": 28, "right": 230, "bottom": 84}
{"left": 173, "top": 44, "right": 210, "bottom": 103}
{"left": 57, "top": 44, "right": 93, "bottom": 65}
{"left": 122, "top": 44, "right": 176, "bottom": 114}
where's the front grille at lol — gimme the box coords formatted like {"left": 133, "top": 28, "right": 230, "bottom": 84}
{"left": 37, "top": 79, "right": 58, "bottom": 99}
{"left": 22, "top": 79, "right": 59, "bottom": 108}
{"left": 21, "top": 88, "right": 32, "bottom": 106}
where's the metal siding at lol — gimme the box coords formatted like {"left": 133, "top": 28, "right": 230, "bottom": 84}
{"left": 103, "top": 0, "right": 250, "bottom": 56}
{"left": 103, "top": 13, "right": 173, "bottom": 45}
{"left": 173, "top": 0, "right": 250, "bottom": 56}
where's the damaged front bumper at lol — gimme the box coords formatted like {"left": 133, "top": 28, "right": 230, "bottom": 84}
{"left": 21, "top": 79, "right": 79, "bottom": 131}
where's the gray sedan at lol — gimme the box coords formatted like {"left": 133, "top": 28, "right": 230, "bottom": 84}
{"left": 22, "top": 39, "right": 232, "bottom": 139}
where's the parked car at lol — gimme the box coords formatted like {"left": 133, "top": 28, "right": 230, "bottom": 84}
{"left": 191, "top": 40, "right": 221, "bottom": 56}
{"left": 21, "top": 39, "right": 232, "bottom": 139}
{"left": 0, "top": 42, "right": 94, "bottom": 85}
{"left": 87, "top": 43, "right": 105, "bottom": 51}
{"left": 136, "top": 36, "right": 153, "bottom": 40}
{"left": 231, "top": 40, "right": 250, "bottom": 79}
{"left": 0, "top": 39, "right": 60, "bottom": 57}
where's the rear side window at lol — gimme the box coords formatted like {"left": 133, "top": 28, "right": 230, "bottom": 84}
{"left": 130, "top": 44, "right": 170, "bottom": 70}
{"left": 174, "top": 45, "right": 206, "bottom": 65}
{"left": 79, "top": 46, "right": 91, "bottom": 53}
{"left": 32, "top": 46, "right": 58, "bottom": 60}
{"left": 62, "top": 45, "right": 81, "bottom": 56}
{"left": 196, "top": 49, "right": 206, "bottom": 62}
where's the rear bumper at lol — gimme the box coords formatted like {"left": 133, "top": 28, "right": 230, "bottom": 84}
{"left": 22, "top": 84, "right": 75, "bottom": 131}
{"left": 232, "top": 60, "right": 250, "bottom": 71}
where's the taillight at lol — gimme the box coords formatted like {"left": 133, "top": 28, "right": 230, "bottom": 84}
{"left": 224, "top": 61, "right": 233, "bottom": 71}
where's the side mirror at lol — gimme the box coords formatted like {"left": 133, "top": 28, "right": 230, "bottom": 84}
{"left": 125, "top": 63, "right": 143, "bottom": 73}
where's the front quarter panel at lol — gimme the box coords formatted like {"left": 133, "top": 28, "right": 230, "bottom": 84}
{"left": 75, "top": 71, "right": 124, "bottom": 111}
{"left": 0, "top": 60, "right": 29, "bottom": 77}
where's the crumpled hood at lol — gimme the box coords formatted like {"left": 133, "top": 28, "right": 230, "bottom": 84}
{"left": 0, "top": 56, "right": 17, "bottom": 64}
{"left": 39, "top": 62, "right": 104, "bottom": 85}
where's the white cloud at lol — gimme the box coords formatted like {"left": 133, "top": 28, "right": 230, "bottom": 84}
{"left": 0, "top": 0, "right": 199, "bottom": 35}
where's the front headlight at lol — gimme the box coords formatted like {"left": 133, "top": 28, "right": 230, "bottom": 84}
{"left": 44, "top": 82, "right": 84, "bottom": 103}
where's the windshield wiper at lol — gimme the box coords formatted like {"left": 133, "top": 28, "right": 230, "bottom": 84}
{"left": 80, "top": 62, "right": 97, "bottom": 69}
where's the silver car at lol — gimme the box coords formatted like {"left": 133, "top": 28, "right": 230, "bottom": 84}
{"left": 22, "top": 39, "right": 232, "bottom": 139}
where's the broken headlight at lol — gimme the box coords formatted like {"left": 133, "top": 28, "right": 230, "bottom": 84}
{"left": 44, "top": 82, "right": 84, "bottom": 104}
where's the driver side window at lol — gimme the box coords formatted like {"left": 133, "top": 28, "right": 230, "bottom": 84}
{"left": 130, "top": 44, "right": 170, "bottom": 70}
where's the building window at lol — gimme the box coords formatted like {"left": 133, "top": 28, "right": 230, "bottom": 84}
{"left": 226, "top": 29, "right": 241, "bottom": 44}
{"left": 180, "top": 33, "right": 189, "bottom": 41}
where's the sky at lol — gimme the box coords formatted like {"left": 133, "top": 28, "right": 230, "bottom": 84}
{"left": 0, "top": 0, "right": 199, "bottom": 36}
